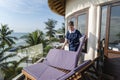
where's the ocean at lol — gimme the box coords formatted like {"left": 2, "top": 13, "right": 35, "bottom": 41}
{"left": 11, "top": 32, "right": 28, "bottom": 47}
{"left": 7, "top": 32, "right": 32, "bottom": 67}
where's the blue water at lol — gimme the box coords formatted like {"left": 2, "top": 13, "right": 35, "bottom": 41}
{"left": 11, "top": 32, "right": 28, "bottom": 47}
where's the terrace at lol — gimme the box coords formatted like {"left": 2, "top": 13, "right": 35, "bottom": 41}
{"left": 13, "top": 0, "right": 120, "bottom": 80}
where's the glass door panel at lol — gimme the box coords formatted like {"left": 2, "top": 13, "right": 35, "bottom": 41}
{"left": 108, "top": 5, "right": 120, "bottom": 51}
{"left": 78, "top": 14, "right": 87, "bottom": 35}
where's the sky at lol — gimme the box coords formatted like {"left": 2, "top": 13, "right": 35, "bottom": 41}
{"left": 0, "top": 0, "right": 64, "bottom": 33}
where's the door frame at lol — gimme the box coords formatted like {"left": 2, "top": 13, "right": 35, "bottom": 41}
{"left": 99, "top": 1, "right": 120, "bottom": 56}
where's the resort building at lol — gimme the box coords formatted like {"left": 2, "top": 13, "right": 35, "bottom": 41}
{"left": 14, "top": 0, "right": 120, "bottom": 80}
{"left": 48, "top": 0, "right": 120, "bottom": 60}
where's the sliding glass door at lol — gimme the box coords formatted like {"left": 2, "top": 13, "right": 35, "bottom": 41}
{"left": 100, "top": 2, "right": 120, "bottom": 57}
{"left": 108, "top": 5, "right": 120, "bottom": 52}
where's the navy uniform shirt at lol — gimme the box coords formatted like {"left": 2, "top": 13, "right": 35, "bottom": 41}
{"left": 66, "top": 29, "right": 82, "bottom": 51}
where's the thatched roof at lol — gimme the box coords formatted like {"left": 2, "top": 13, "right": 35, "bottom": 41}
{"left": 48, "top": 0, "right": 65, "bottom": 16}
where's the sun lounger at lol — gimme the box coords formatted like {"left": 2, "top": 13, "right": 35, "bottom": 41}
{"left": 22, "top": 35, "right": 86, "bottom": 80}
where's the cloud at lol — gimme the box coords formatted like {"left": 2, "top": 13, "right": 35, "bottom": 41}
{"left": 0, "top": 0, "right": 47, "bottom": 14}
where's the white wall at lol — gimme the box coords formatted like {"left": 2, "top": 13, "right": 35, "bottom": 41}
{"left": 85, "top": 5, "right": 97, "bottom": 60}
{"left": 66, "top": 0, "right": 113, "bottom": 18}
{"left": 65, "top": 0, "right": 113, "bottom": 60}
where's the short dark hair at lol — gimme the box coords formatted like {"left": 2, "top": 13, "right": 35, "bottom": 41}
{"left": 68, "top": 21, "right": 74, "bottom": 26}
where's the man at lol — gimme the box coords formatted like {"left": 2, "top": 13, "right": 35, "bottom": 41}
{"left": 61, "top": 21, "right": 82, "bottom": 51}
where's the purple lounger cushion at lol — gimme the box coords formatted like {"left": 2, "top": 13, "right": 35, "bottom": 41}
{"left": 43, "top": 35, "right": 86, "bottom": 70}
{"left": 23, "top": 35, "right": 86, "bottom": 80}
{"left": 44, "top": 49, "right": 77, "bottom": 70}
{"left": 38, "top": 66, "right": 66, "bottom": 80}
{"left": 23, "top": 63, "right": 66, "bottom": 80}
{"left": 58, "top": 60, "right": 92, "bottom": 80}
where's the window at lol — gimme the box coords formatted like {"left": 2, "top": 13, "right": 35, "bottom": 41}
{"left": 78, "top": 14, "right": 87, "bottom": 35}
{"left": 67, "top": 9, "right": 88, "bottom": 35}
{"left": 100, "top": 6, "right": 107, "bottom": 41}
{"left": 100, "top": 1, "right": 120, "bottom": 55}
{"left": 108, "top": 5, "right": 120, "bottom": 52}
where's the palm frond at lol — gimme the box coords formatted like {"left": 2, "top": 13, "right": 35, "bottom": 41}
{"left": 0, "top": 61, "right": 17, "bottom": 67}
{"left": 16, "top": 57, "right": 28, "bottom": 67}
{"left": 6, "top": 30, "right": 13, "bottom": 35}
{"left": 0, "top": 53, "right": 16, "bottom": 62}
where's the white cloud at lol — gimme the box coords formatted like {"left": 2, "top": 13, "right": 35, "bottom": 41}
{"left": 0, "top": 0, "right": 47, "bottom": 14}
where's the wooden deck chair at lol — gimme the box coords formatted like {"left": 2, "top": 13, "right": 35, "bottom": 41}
{"left": 58, "top": 57, "right": 102, "bottom": 80}
{"left": 58, "top": 60, "right": 93, "bottom": 80}
{"left": 22, "top": 60, "right": 92, "bottom": 80}
{"left": 22, "top": 35, "right": 86, "bottom": 80}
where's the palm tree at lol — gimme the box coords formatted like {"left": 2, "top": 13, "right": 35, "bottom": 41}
{"left": 56, "top": 23, "right": 65, "bottom": 35}
{"left": 45, "top": 19, "right": 57, "bottom": 40}
{"left": 21, "top": 30, "right": 44, "bottom": 46}
{"left": 0, "top": 47, "right": 16, "bottom": 66}
{"left": 0, "top": 44, "right": 28, "bottom": 79}
{"left": 0, "top": 46, "right": 17, "bottom": 80}
{"left": 0, "top": 45, "right": 28, "bottom": 80}
{"left": 0, "top": 24, "right": 18, "bottom": 67}
{"left": 0, "top": 24, "right": 27, "bottom": 79}
{"left": 0, "top": 24, "right": 17, "bottom": 49}
{"left": 1, "top": 57, "right": 28, "bottom": 80}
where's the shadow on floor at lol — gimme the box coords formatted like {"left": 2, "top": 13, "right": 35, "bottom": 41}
{"left": 104, "top": 57, "right": 120, "bottom": 80}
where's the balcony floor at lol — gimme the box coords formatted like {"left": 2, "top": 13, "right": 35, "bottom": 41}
{"left": 104, "top": 57, "right": 120, "bottom": 80}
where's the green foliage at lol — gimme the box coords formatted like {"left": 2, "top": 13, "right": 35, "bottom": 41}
{"left": 45, "top": 19, "right": 57, "bottom": 40}
{"left": 0, "top": 45, "right": 28, "bottom": 80}
{"left": 21, "top": 30, "right": 44, "bottom": 46}
{"left": 50, "top": 37, "right": 59, "bottom": 42}
{"left": 0, "top": 24, "right": 27, "bottom": 79}
{"left": 0, "top": 47, "right": 17, "bottom": 72}
{"left": 42, "top": 39, "right": 49, "bottom": 48}
{"left": 56, "top": 23, "right": 65, "bottom": 35}
{"left": 31, "top": 54, "right": 43, "bottom": 63}
{"left": 2, "top": 57, "right": 28, "bottom": 80}
{"left": 44, "top": 45, "right": 52, "bottom": 54}
{"left": 0, "top": 24, "right": 17, "bottom": 49}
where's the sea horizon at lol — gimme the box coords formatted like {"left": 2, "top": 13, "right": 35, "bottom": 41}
{"left": 11, "top": 32, "right": 28, "bottom": 47}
